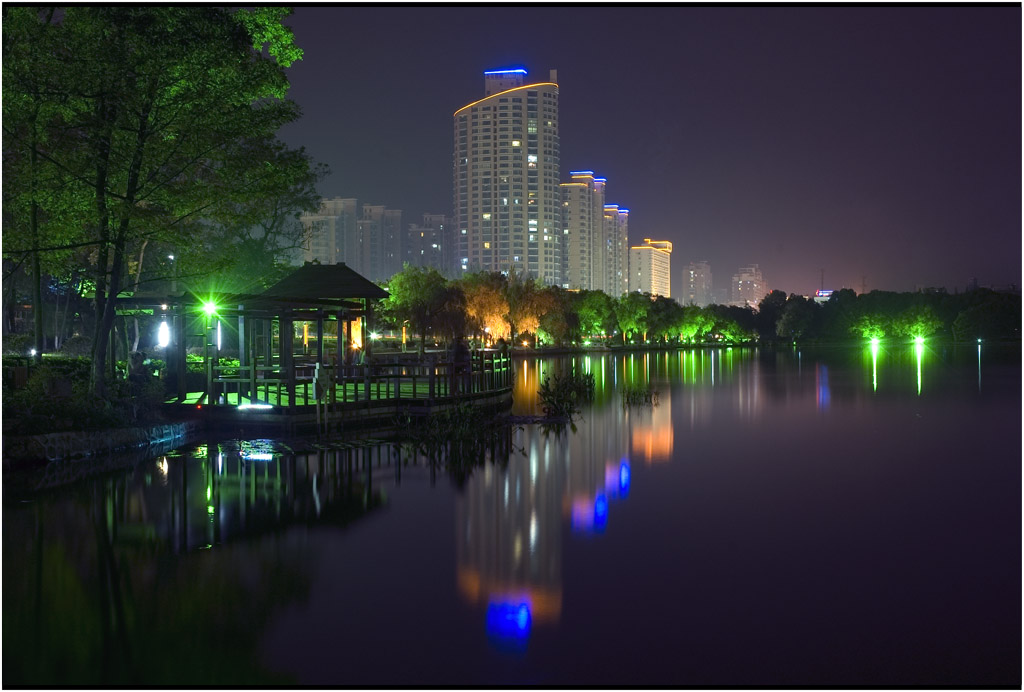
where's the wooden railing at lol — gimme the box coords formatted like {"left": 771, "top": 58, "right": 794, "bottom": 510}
{"left": 206, "top": 350, "right": 514, "bottom": 409}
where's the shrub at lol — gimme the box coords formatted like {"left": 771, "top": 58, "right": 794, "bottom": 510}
{"left": 3, "top": 333, "right": 33, "bottom": 355}
{"left": 538, "top": 369, "right": 595, "bottom": 419}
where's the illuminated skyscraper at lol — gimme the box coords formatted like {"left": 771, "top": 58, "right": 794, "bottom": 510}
{"left": 453, "top": 67, "right": 562, "bottom": 285}
{"left": 628, "top": 238, "right": 672, "bottom": 297}
{"left": 684, "top": 260, "right": 713, "bottom": 307}
{"left": 603, "top": 205, "right": 629, "bottom": 297}
{"left": 560, "top": 171, "right": 606, "bottom": 291}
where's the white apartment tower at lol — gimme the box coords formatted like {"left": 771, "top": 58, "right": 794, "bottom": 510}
{"left": 603, "top": 205, "right": 630, "bottom": 297}
{"left": 629, "top": 239, "right": 672, "bottom": 298}
{"left": 731, "top": 264, "right": 768, "bottom": 307}
{"left": 684, "top": 260, "right": 713, "bottom": 307}
{"left": 453, "top": 67, "right": 562, "bottom": 285}
{"left": 560, "top": 171, "right": 606, "bottom": 291}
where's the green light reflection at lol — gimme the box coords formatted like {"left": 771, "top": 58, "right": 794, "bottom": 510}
{"left": 915, "top": 340, "right": 924, "bottom": 395}
{"left": 870, "top": 340, "right": 879, "bottom": 392}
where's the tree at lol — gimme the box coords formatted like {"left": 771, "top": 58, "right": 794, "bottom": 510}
{"left": 756, "top": 290, "right": 788, "bottom": 340}
{"left": 381, "top": 265, "right": 450, "bottom": 352}
{"left": 504, "top": 269, "right": 546, "bottom": 343}
{"left": 614, "top": 292, "right": 650, "bottom": 344}
{"left": 777, "top": 295, "right": 818, "bottom": 340}
{"left": 576, "top": 290, "right": 616, "bottom": 341}
{"left": 536, "top": 286, "right": 575, "bottom": 346}
{"left": 3, "top": 7, "right": 312, "bottom": 396}
{"left": 892, "top": 304, "right": 944, "bottom": 339}
{"left": 458, "top": 271, "right": 509, "bottom": 342}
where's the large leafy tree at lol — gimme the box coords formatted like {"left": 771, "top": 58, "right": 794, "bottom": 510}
{"left": 458, "top": 271, "right": 509, "bottom": 342}
{"left": 3, "top": 7, "right": 313, "bottom": 395}
{"left": 381, "top": 265, "right": 450, "bottom": 352}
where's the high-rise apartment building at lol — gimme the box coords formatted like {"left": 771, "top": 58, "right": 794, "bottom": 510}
{"left": 684, "top": 260, "right": 713, "bottom": 307}
{"left": 453, "top": 67, "right": 562, "bottom": 285}
{"left": 628, "top": 239, "right": 672, "bottom": 297}
{"left": 560, "top": 171, "right": 606, "bottom": 291}
{"left": 405, "top": 213, "right": 452, "bottom": 275}
{"left": 731, "top": 264, "right": 768, "bottom": 307}
{"left": 603, "top": 205, "right": 630, "bottom": 297}
{"left": 357, "top": 205, "right": 403, "bottom": 283}
{"left": 299, "top": 197, "right": 359, "bottom": 266}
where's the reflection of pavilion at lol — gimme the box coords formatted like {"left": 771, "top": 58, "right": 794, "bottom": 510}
{"left": 118, "top": 441, "right": 386, "bottom": 554}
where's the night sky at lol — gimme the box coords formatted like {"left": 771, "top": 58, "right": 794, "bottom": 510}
{"left": 278, "top": 5, "right": 1021, "bottom": 296}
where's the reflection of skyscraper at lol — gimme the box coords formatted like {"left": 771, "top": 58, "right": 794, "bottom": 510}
{"left": 456, "top": 431, "right": 564, "bottom": 631}
{"left": 629, "top": 393, "right": 673, "bottom": 464}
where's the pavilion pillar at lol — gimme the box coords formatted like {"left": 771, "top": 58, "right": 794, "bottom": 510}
{"left": 281, "top": 310, "right": 295, "bottom": 409}
{"left": 238, "top": 305, "right": 247, "bottom": 402}
{"left": 316, "top": 314, "right": 325, "bottom": 365}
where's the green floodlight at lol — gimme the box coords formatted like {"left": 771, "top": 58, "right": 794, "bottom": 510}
{"left": 870, "top": 337, "right": 880, "bottom": 347}
{"left": 202, "top": 300, "right": 218, "bottom": 317}
{"left": 914, "top": 335, "right": 925, "bottom": 345}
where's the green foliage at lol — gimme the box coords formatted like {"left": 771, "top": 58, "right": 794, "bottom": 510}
{"left": 3, "top": 333, "right": 33, "bottom": 355}
{"left": 892, "top": 304, "right": 944, "bottom": 339}
{"left": 381, "top": 265, "right": 456, "bottom": 348}
{"left": 538, "top": 369, "right": 595, "bottom": 419}
{"left": 952, "top": 292, "right": 1022, "bottom": 341}
{"left": 851, "top": 314, "right": 888, "bottom": 340}
{"left": 614, "top": 292, "right": 651, "bottom": 342}
{"left": 576, "top": 290, "right": 617, "bottom": 338}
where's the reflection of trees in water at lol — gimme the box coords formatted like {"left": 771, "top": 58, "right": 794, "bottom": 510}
{"left": 3, "top": 443, "right": 388, "bottom": 686}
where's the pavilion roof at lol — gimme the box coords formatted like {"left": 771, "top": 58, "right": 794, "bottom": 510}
{"left": 259, "top": 262, "right": 389, "bottom": 303}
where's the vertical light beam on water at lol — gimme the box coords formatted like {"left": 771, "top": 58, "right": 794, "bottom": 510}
{"left": 977, "top": 340, "right": 982, "bottom": 391}
{"left": 915, "top": 338, "right": 924, "bottom": 395}
{"left": 870, "top": 338, "right": 879, "bottom": 392}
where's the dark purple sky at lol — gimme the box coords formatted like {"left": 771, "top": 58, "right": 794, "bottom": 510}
{"left": 278, "top": 5, "right": 1020, "bottom": 296}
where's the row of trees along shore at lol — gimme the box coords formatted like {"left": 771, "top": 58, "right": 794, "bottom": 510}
{"left": 379, "top": 265, "right": 1021, "bottom": 349}
{"left": 3, "top": 7, "right": 326, "bottom": 396}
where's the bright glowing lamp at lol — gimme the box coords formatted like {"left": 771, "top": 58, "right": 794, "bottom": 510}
{"left": 914, "top": 336, "right": 925, "bottom": 345}
{"left": 870, "top": 337, "right": 880, "bottom": 347}
{"left": 202, "top": 300, "right": 218, "bottom": 316}
{"left": 157, "top": 321, "right": 170, "bottom": 348}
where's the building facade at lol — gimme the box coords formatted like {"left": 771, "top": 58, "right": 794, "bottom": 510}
{"left": 731, "top": 264, "right": 768, "bottom": 307}
{"left": 405, "top": 213, "right": 452, "bottom": 275}
{"left": 560, "top": 171, "right": 606, "bottom": 291}
{"left": 603, "top": 205, "right": 629, "bottom": 297}
{"left": 299, "top": 197, "right": 359, "bottom": 266}
{"left": 628, "top": 239, "right": 672, "bottom": 298}
{"left": 453, "top": 67, "right": 563, "bottom": 285}
{"left": 357, "top": 205, "right": 403, "bottom": 283}
{"left": 683, "top": 260, "right": 713, "bottom": 307}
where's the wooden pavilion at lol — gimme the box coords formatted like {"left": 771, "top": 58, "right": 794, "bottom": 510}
{"left": 121, "top": 262, "right": 513, "bottom": 432}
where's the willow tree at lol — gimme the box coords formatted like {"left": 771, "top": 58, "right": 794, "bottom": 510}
{"left": 3, "top": 7, "right": 311, "bottom": 396}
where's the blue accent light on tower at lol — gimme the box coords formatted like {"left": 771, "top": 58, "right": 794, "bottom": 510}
{"left": 484, "top": 67, "right": 528, "bottom": 75}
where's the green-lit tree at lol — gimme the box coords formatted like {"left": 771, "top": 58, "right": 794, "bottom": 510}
{"left": 614, "top": 292, "right": 651, "bottom": 344}
{"left": 576, "top": 290, "right": 616, "bottom": 341}
{"left": 892, "top": 304, "right": 944, "bottom": 339}
{"left": 3, "top": 7, "right": 312, "bottom": 396}
{"left": 380, "top": 265, "right": 450, "bottom": 352}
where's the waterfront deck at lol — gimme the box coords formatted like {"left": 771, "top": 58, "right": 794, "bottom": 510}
{"left": 165, "top": 351, "right": 514, "bottom": 433}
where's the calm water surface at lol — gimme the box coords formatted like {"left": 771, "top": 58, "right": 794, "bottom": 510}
{"left": 4, "top": 345, "right": 1020, "bottom": 687}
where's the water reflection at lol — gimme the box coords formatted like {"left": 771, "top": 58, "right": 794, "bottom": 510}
{"left": 3, "top": 440, "right": 388, "bottom": 686}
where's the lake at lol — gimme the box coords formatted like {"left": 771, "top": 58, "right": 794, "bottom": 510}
{"left": 3, "top": 344, "right": 1020, "bottom": 687}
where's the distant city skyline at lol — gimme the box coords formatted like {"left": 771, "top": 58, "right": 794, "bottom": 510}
{"left": 279, "top": 6, "right": 1021, "bottom": 295}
